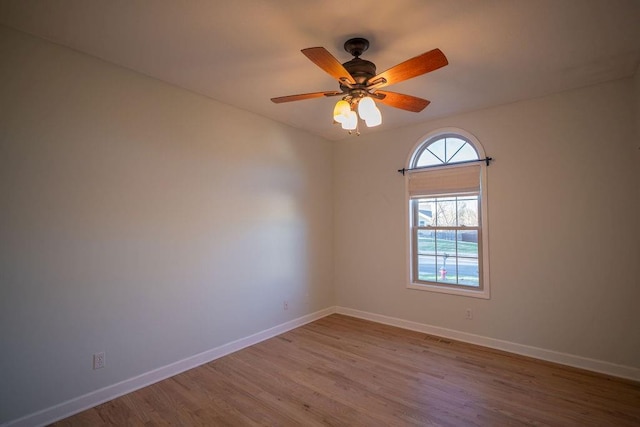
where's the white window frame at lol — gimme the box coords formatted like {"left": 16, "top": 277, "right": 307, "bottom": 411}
{"left": 405, "top": 128, "right": 490, "bottom": 299}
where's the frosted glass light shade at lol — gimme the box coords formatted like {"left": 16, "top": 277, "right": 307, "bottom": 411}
{"left": 341, "top": 110, "right": 358, "bottom": 130}
{"left": 357, "top": 97, "right": 377, "bottom": 121}
{"left": 333, "top": 100, "right": 351, "bottom": 123}
{"left": 365, "top": 106, "right": 382, "bottom": 127}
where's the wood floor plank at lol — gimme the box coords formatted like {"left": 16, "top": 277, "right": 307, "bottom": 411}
{"left": 51, "top": 314, "right": 640, "bottom": 426}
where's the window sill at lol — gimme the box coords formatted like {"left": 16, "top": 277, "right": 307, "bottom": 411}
{"left": 407, "top": 282, "right": 490, "bottom": 299}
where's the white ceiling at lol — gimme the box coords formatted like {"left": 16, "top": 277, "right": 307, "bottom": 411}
{"left": 1, "top": 0, "right": 639, "bottom": 141}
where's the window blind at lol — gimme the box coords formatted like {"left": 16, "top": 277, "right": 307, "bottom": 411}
{"left": 408, "top": 163, "right": 481, "bottom": 197}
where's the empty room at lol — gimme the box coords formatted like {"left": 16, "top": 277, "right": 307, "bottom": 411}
{"left": 1, "top": 1, "right": 639, "bottom": 426}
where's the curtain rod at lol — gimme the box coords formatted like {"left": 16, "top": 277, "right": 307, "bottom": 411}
{"left": 397, "top": 157, "right": 493, "bottom": 176}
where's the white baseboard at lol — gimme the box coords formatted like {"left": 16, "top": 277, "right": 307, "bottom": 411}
{"left": 3, "top": 307, "right": 337, "bottom": 427}
{"left": 7, "top": 305, "right": 638, "bottom": 426}
{"left": 335, "top": 306, "right": 640, "bottom": 382}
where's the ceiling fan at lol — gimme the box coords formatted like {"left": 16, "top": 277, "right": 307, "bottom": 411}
{"left": 271, "top": 37, "right": 448, "bottom": 132}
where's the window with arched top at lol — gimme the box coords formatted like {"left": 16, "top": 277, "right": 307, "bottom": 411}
{"left": 406, "top": 129, "right": 490, "bottom": 299}
{"left": 412, "top": 134, "right": 479, "bottom": 167}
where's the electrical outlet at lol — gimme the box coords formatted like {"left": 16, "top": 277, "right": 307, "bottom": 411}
{"left": 283, "top": 300, "right": 289, "bottom": 310}
{"left": 465, "top": 309, "right": 473, "bottom": 320}
{"left": 93, "top": 352, "right": 105, "bottom": 370}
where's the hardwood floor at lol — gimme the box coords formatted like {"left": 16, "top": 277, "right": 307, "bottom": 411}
{"left": 53, "top": 314, "right": 640, "bottom": 426}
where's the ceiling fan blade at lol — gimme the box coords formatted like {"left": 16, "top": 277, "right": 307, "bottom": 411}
{"left": 271, "top": 91, "right": 342, "bottom": 103}
{"left": 373, "top": 48, "right": 448, "bottom": 88}
{"left": 301, "top": 47, "right": 356, "bottom": 85}
{"left": 376, "top": 90, "right": 431, "bottom": 112}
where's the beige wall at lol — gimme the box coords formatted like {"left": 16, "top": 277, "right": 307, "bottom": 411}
{"left": 334, "top": 78, "right": 640, "bottom": 369}
{"left": 2, "top": 22, "right": 640, "bottom": 425}
{"left": 0, "top": 26, "right": 334, "bottom": 423}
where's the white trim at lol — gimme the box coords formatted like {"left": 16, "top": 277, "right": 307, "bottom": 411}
{"left": 3, "top": 307, "right": 337, "bottom": 427}
{"left": 335, "top": 306, "right": 640, "bottom": 382}
{"left": 407, "top": 282, "right": 490, "bottom": 299}
{"left": 8, "top": 304, "right": 637, "bottom": 426}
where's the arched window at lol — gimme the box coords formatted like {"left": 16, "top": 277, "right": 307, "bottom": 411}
{"left": 413, "top": 134, "right": 479, "bottom": 167}
{"left": 406, "top": 129, "right": 490, "bottom": 299}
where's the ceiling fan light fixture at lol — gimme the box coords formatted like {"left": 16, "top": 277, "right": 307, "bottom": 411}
{"left": 341, "top": 110, "right": 358, "bottom": 130}
{"left": 357, "top": 96, "right": 382, "bottom": 127}
{"left": 333, "top": 100, "right": 351, "bottom": 123}
{"left": 364, "top": 106, "right": 382, "bottom": 127}
{"left": 357, "top": 96, "right": 376, "bottom": 120}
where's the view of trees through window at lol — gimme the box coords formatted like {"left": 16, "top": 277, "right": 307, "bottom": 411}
{"left": 413, "top": 194, "right": 480, "bottom": 287}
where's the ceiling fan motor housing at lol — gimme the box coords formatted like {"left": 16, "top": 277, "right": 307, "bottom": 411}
{"left": 341, "top": 57, "right": 376, "bottom": 88}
